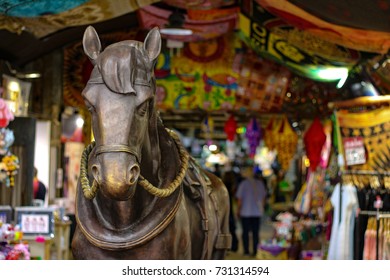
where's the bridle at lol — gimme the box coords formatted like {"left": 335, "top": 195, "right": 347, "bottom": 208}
{"left": 79, "top": 129, "right": 189, "bottom": 200}
{"left": 95, "top": 144, "right": 140, "bottom": 163}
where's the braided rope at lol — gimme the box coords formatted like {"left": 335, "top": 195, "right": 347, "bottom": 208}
{"left": 80, "top": 141, "right": 98, "bottom": 200}
{"left": 138, "top": 130, "right": 189, "bottom": 197}
{"left": 79, "top": 129, "right": 189, "bottom": 199}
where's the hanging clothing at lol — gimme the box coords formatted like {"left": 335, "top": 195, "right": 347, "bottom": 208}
{"left": 327, "top": 183, "right": 358, "bottom": 260}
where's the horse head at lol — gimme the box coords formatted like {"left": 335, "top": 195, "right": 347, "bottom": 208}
{"left": 81, "top": 26, "right": 161, "bottom": 201}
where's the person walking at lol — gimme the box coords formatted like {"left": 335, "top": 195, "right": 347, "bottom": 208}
{"left": 236, "top": 164, "right": 267, "bottom": 256}
{"left": 222, "top": 163, "right": 239, "bottom": 252}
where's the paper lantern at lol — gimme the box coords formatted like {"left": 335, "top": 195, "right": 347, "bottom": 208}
{"left": 224, "top": 114, "right": 237, "bottom": 141}
{"left": 245, "top": 117, "right": 262, "bottom": 157}
{"left": 304, "top": 118, "right": 326, "bottom": 171}
{"left": 273, "top": 116, "right": 298, "bottom": 171}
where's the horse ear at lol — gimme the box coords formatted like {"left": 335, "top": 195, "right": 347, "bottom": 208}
{"left": 83, "top": 26, "right": 101, "bottom": 65}
{"left": 143, "top": 27, "right": 161, "bottom": 62}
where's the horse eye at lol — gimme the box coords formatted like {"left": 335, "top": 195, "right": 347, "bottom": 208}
{"left": 137, "top": 101, "right": 149, "bottom": 116}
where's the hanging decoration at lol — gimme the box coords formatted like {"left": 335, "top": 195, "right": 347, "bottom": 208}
{"left": 0, "top": 98, "right": 14, "bottom": 128}
{"left": 138, "top": 5, "right": 238, "bottom": 42}
{"left": 304, "top": 118, "right": 326, "bottom": 171}
{"left": 224, "top": 114, "right": 238, "bottom": 160}
{"left": 0, "top": 0, "right": 88, "bottom": 17}
{"left": 154, "top": 33, "right": 238, "bottom": 111}
{"left": 201, "top": 115, "right": 214, "bottom": 146}
{"left": 239, "top": 0, "right": 370, "bottom": 83}
{"left": 1, "top": 154, "right": 19, "bottom": 188}
{"left": 0, "top": 128, "right": 14, "bottom": 156}
{"left": 224, "top": 114, "right": 237, "bottom": 141}
{"left": 336, "top": 107, "right": 390, "bottom": 188}
{"left": 274, "top": 116, "right": 298, "bottom": 171}
{"left": 245, "top": 117, "right": 262, "bottom": 158}
{"left": 0, "top": 99, "right": 19, "bottom": 188}
{"left": 235, "top": 52, "right": 290, "bottom": 113}
{"left": 264, "top": 117, "right": 283, "bottom": 151}
{"left": 0, "top": 0, "right": 154, "bottom": 38}
{"left": 257, "top": 0, "right": 390, "bottom": 54}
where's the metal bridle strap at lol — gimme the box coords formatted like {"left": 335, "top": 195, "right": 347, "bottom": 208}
{"left": 95, "top": 145, "right": 139, "bottom": 162}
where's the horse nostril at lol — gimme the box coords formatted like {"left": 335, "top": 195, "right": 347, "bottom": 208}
{"left": 128, "top": 164, "right": 140, "bottom": 185}
{"left": 91, "top": 164, "right": 101, "bottom": 183}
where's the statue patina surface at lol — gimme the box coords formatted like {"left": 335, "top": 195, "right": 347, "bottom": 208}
{"left": 71, "top": 26, "right": 231, "bottom": 259}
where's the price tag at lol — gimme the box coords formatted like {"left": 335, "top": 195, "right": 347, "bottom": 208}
{"left": 343, "top": 137, "right": 366, "bottom": 166}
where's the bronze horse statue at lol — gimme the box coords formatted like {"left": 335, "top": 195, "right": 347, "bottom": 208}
{"left": 71, "top": 26, "right": 231, "bottom": 259}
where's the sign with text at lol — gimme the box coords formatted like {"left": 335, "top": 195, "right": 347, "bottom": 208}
{"left": 343, "top": 137, "right": 366, "bottom": 166}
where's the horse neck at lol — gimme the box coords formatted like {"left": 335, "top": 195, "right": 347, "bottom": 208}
{"left": 140, "top": 114, "right": 181, "bottom": 188}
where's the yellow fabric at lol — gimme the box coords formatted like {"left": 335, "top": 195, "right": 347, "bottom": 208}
{"left": 337, "top": 107, "right": 390, "bottom": 170}
{"left": 336, "top": 107, "right": 390, "bottom": 186}
{"left": 274, "top": 116, "right": 298, "bottom": 171}
{"left": 258, "top": 0, "right": 390, "bottom": 54}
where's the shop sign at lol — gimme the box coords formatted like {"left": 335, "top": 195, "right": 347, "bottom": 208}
{"left": 343, "top": 137, "right": 366, "bottom": 166}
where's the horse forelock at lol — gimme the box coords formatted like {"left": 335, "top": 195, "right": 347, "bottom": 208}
{"left": 90, "top": 41, "right": 154, "bottom": 95}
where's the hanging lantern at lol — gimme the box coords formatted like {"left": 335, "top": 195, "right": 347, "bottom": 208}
{"left": 273, "top": 116, "right": 298, "bottom": 171}
{"left": 304, "top": 118, "right": 326, "bottom": 171}
{"left": 224, "top": 114, "right": 237, "bottom": 141}
{"left": 245, "top": 117, "right": 262, "bottom": 158}
{"left": 264, "top": 117, "right": 282, "bottom": 151}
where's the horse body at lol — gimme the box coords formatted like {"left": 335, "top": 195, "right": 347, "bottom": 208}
{"left": 72, "top": 26, "right": 231, "bottom": 259}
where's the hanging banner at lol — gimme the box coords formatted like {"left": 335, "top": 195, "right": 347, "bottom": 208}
{"left": 138, "top": 5, "right": 238, "bottom": 42}
{"left": 238, "top": 0, "right": 373, "bottom": 81}
{"left": 0, "top": 0, "right": 159, "bottom": 38}
{"left": 257, "top": 0, "right": 390, "bottom": 54}
{"left": 155, "top": 33, "right": 239, "bottom": 111}
{"left": 336, "top": 107, "right": 390, "bottom": 176}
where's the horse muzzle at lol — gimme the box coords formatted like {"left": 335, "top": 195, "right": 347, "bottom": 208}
{"left": 92, "top": 146, "right": 141, "bottom": 200}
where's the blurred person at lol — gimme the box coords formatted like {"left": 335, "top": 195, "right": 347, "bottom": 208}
{"left": 236, "top": 164, "right": 267, "bottom": 256}
{"left": 213, "top": 163, "right": 222, "bottom": 178}
{"left": 33, "top": 167, "right": 47, "bottom": 203}
{"left": 222, "top": 162, "right": 239, "bottom": 252}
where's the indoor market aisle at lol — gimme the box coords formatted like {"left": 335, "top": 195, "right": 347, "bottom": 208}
{"left": 226, "top": 216, "right": 275, "bottom": 260}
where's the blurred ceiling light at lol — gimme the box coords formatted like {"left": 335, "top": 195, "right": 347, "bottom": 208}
{"left": 76, "top": 116, "right": 84, "bottom": 128}
{"left": 311, "top": 66, "right": 349, "bottom": 86}
{"left": 208, "top": 144, "right": 218, "bottom": 152}
{"left": 160, "top": 28, "right": 193, "bottom": 36}
{"left": 160, "top": 10, "right": 193, "bottom": 36}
